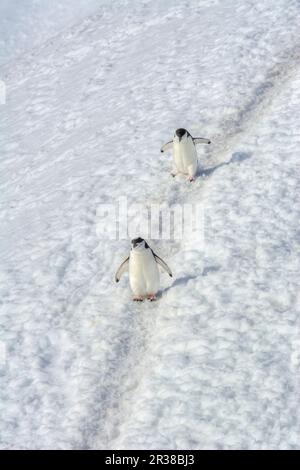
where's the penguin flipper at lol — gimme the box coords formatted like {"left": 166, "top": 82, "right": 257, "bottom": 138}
{"left": 115, "top": 256, "right": 129, "bottom": 282}
{"left": 160, "top": 141, "right": 173, "bottom": 153}
{"left": 152, "top": 251, "right": 173, "bottom": 277}
{"left": 193, "top": 137, "right": 211, "bottom": 145}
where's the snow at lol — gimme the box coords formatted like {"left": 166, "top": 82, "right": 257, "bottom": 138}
{"left": 0, "top": 0, "right": 104, "bottom": 66}
{"left": 1, "top": 0, "right": 300, "bottom": 450}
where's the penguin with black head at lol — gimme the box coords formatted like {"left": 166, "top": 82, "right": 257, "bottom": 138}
{"left": 115, "top": 238, "right": 172, "bottom": 301}
{"left": 161, "top": 128, "right": 211, "bottom": 181}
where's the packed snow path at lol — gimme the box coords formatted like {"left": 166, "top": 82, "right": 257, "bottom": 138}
{"left": 1, "top": 0, "right": 300, "bottom": 449}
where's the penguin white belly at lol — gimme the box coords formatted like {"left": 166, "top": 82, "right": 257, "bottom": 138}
{"left": 173, "top": 140, "right": 198, "bottom": 176}
{"left": 129, "top": 250, "right": 160, "bottom": 296}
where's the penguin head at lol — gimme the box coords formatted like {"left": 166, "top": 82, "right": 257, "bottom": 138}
{"left": 175, "top": 128, "right": 189, "bottom": 142}
{"left": 131, "top": 237, "right": 148, "bottom": 251}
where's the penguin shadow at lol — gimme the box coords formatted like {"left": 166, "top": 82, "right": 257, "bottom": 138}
{"left": 199, "top": 151, "right": 252, "bottom": 178}
{"left": 159, "top": 265, "right": 221, "bottom": 297}
{"left": 202, "top": 265, "right": 221, "bottom": 276}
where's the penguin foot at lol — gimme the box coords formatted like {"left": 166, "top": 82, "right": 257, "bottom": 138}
{"left": 188, "top": 176, "right": 195, "bottom": 182}
{"left": 147, "top": 294, "right": 157, "bottom": 301}
{"left": 171, "top": 172, "right": 177, "bottom": 177}
{"left": 133, "top": 296, "right": 144, "bottom": 302}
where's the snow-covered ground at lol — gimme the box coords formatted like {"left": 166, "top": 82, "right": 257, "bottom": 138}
{"left": 0, "top": 0, "right": 103, "bottom": 66}
{"left": 1, "top": 0, "right": 300, "bottom": 450}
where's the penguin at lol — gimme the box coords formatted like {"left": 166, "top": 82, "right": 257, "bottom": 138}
{"left": 115, "top": 237, "right": 173, "bottom": 301}
{"left": 161, "top": 128, "right": 211, "bottom": 181}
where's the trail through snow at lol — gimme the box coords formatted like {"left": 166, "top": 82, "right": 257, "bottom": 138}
{"left": 0, "top": 0, "right": 300, "bottom": 449}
